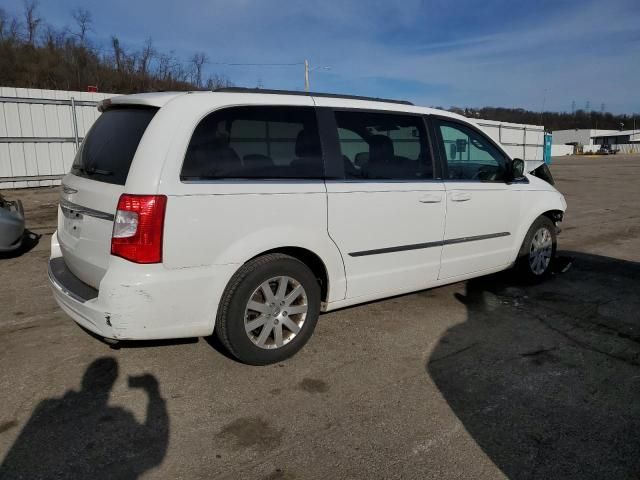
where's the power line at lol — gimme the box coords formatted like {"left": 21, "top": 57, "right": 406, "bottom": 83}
{"left": 209, "top": 62, "right": 303, "bottom": 66}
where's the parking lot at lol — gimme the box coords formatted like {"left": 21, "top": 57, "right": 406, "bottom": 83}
{"left": 1, "top": 154, "right": 639, "bottom": 479}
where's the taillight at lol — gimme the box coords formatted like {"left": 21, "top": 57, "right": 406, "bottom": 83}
{"left": 111, "top": 194, "right": 167, "bottom": 264}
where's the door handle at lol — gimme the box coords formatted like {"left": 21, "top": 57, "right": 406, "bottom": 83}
{"left": 419, "top": 194, "right": 443, "bottom": 203}
{"left": 450, "top": 192, "right": 472, "bottom": 202}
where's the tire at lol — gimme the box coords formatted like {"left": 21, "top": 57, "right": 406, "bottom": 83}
{"left": 215, "top": 253, "right": 321, "bottom": 365}
{"left": 515, "top": 216, "right": 557, "bottom": 282}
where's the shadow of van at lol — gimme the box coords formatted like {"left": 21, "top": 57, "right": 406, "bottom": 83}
{"left": 428, "top": 252, "right": 640, "bottom": 479}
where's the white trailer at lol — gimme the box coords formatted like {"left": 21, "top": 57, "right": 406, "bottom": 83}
{"left": 476, "top": 119, "right": 545, "bottom": 171}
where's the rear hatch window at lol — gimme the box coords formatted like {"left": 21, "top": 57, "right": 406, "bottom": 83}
{"left": 71, "top": 107, "right": 158, "bottom": 185}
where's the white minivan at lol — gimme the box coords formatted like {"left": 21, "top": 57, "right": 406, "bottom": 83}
{"left": 49, "top": 88, "right": 566, "bottom": 364}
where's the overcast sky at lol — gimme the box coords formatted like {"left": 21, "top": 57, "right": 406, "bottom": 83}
{"left": 4, "top": 0, "right": 640, "bottom": 113}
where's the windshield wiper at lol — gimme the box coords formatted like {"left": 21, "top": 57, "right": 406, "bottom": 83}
{"left": 87, "top": 167, "right": 113, "bottom": 176}
{"left": 75, "top": 165, "right": 113, "bottom": 176}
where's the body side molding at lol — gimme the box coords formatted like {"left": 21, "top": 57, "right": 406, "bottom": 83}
{"left": 349, "top": 232, "right": 510, "bottom": 257}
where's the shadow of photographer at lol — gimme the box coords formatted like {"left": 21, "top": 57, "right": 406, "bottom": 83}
{"left": 1, "top": 357, "right": 169, "bottom": 480}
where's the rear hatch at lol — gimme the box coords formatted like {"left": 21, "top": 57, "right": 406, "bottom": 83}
{"left": 58, "top": 106, "right": 158, "bottom": 288}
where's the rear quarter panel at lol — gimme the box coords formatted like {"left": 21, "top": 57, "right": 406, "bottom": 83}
{"left": 162, "top": 185, "right": 346, "bottom": 302}
{"left": 155, "top": 93, "right": 347, "bottom": 303}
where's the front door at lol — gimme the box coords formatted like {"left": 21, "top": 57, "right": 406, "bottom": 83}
{"left": 432, "top": 117, "right": 521, "bottom": 279}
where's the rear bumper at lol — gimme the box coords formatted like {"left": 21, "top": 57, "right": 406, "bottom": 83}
{"left": 48, "top": 252, "right": 115, "bottom": 339}
{"left": 49, "top": 231, "right": 239, "bottom": 341}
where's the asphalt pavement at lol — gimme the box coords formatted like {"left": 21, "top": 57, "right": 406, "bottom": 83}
{"left": 1, "top": 155, "right": 639, "bottom": 479}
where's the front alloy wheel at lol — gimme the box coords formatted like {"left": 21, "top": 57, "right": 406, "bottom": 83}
{"left": 529, "top": 227, "right": 553, "bottom": 275}
{"left": 517, "top": 215, "right": 557, "bottom": 281}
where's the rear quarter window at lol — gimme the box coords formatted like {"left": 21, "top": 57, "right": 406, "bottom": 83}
{"left": 71, "top": 107, "right": 158, "bottom": 185}
{"left": 180, "top": 106, "right": 323, "bottom": 180}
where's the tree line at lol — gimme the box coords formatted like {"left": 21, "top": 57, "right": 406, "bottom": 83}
{"left": 446, "top": 107, "right": 639, "bottom": 133}
{"left": 0, "top": 1, "right": 637, "bottom": 132}
{"left": 0, "top": 1, "right": 230, "bottom": 93}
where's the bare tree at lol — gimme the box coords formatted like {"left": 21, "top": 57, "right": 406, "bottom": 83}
{"left": 206, "top": 74, "right": 231, "bottom": 90}
{"left": 138, "top": 37, "right": 155, "bottom": 78}
{"left": 156, "top": 52, "right": 171, "bottom": 81}
{"left": 71, "top": 7, "right": 92, "bottom": 45}
{"left": 0, "top": 8, "right": 20, "bottom": 43}
{"left": 42, "top": 24, "right": 62, "bottom": 49}
{"left": 111, "top": 36, "right": 123, "bottom": 72}
{"left": 9, "top": 18, "right": 21, "bottom": 42}
{"left": 190, "top": 52, "right": 208, "bottom": 88}
{"left": 0, "top": 6, "right": 229, "bottom": 94}
{"left": 0, "top": 8, "right": 7, "bottom": 40}
{"left": 23, "top": 0, "right": 41, "bottom": 46}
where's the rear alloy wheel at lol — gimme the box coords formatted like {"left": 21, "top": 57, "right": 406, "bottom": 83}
{"left": 244, "top": 276, "right": 309, "bottom": 350}
{"left": 215, "top": 254, "right": 321, "bottom": 365}
{"left": 517, "top": 216, "right": 557, "bottom": 281}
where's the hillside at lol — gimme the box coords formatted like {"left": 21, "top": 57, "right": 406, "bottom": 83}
{"left": 0, "top": 3, "right": 229, "bottom": 93}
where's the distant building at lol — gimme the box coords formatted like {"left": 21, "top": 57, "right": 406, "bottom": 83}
{"left": 551, "top": 128, "right": 640, "bottom": 154}
{"left": 551, "top": 129, "right": 617, "bottom": 147}
{"left": 591, "top": 130, "right": 640, "bottom": 146}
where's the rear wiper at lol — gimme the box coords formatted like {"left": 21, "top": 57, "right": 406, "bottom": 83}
{"left": 87, "top": 167, "right": 113, "bottom": 176}
{"left": 75, "top": 165, "right": 113, "bottom": 176}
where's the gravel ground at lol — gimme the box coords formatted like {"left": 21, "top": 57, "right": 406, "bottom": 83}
{"left": 0, "top": 155, "right": 639, "bottom": 479}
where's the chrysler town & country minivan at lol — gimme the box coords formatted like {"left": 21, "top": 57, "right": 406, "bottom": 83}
{"left": 49, "top": 88, "right": 566, "bottom": 364}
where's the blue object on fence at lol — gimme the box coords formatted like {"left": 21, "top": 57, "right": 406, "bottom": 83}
{"left": 543, "top": 133, "right": 552, "bottom": 164}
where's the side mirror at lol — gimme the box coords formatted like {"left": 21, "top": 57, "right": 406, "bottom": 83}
{"left": 511, "top": 158, "right": 525, "bottom": 179}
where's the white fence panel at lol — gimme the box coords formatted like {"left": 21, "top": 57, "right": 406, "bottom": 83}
{"left": 612, "top": 144, "right": 640, "bottom": 154}
{"left": 2, "top": 92, "right": 551, "bottom": 188}
{"left": 552, "top": 145, "right": 574, "bottom": 156}
{"left": 0, "top": 87, "right": 114, "bottom": 189}
{"left": 582, "top": 145, "right": 600, "bottom": 153}
{"left": 477, "top": 119, "right": 545, "bottom": 171}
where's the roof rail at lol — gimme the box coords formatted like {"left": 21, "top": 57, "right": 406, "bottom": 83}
{"left": 212, "top": 87, "right": 414, "bottom": 106}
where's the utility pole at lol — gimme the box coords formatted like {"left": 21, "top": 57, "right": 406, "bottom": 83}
{"left": 304, "top": 59, "right": 310, "bottom": 92}
{"left": 303, "top": 59, "right": 329, "bottom": 91}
